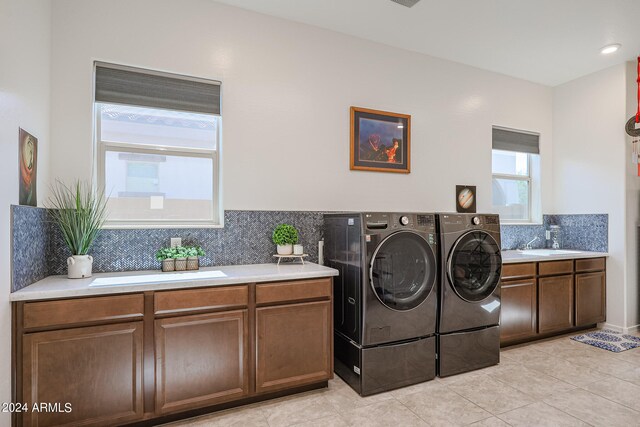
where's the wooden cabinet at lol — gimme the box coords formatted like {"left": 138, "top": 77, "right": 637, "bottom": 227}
{"left": 500, "top": 279, "right": 537, "bottom": 343}
{"left": 576, "top": 271, "right": 606, "bottom": 326}
{"left": 22, "top": 322, "right": 144, "bottom": 427}
{"left": 14, "top": 277, "right": 333, "bottom": 426}
{"left": 256, "top": 301, "right": 332, "bottom": 394}
{"left": 538, "top": 275, "right": 574, "bottom": 333}
{"left": 500, "top": 257, "right": 606, "bottom": 346}
{"left": 155, "top": 310, "right": 249, "bottom": 414}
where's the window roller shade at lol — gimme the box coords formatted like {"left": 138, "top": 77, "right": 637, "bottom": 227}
{"left": 95, "top": 64, "right": 220, "bottom": 115}
{"left": 492, "top": 128, "right": 539, "bottom": 154}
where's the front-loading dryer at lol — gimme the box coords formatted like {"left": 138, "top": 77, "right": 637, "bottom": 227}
{"left": 437, "top": 213, "right": 502, "bottom": 377}
{"left": 324, "top": 212, "right": 438, "bottom": 395}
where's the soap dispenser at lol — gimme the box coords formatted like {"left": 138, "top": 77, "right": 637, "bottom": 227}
{"left": 547, "top": 225, "right": 561, "bottom": 249}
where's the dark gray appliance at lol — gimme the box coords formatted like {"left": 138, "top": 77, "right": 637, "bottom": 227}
{"left": 324, "top": 212, "right": 438, "bottom": 396}
{"left": 437, "top": 213, "right": 502, "bottom": 377}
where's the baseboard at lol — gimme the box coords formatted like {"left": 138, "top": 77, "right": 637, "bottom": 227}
{"left": 600, "top": 322, "right": 623, "bottom": 332}
{"left": 600, "top": 322, "right": 640, "bottom": 333}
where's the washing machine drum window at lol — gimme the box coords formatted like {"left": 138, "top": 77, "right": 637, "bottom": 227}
{"left": 448, "top": 230, "right": 502, "bottom": 302}
{"left": 370, "top": 231, "right": 436, "bottom": 311}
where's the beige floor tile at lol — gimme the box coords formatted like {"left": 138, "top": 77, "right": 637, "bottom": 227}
{"left": 582, "top": 376, "right": 640, "bottom": 409}
{"left": 322, "top": 380, "right": 395, "bottom": 413}
{"left": 497, "top": 402, "right": 588, "bottom": 427}
{"left": 164, "top": 405, "right": 267, "bottom": 427}
{"left": 389, "top": 378, "right": 441, "bottom": 399}
{"left": 447, "top": 375, "right": 535, "bottom": 415}
{"left": 489, "top": 364, "right": 576, "bottom": 400}
{"left": 398, "top": 383, "right": 491, "bottom": 426}
{"left": 469, "top": 417, "right": 511, "bottom": 426}
{"left": 436, "top": 368, "right": 489, "bottom": 386}
{"left": 500, "top": 346, "right": 554, "bottom": 364}
{"left": 524, "top": 354, "right": 609, "bottom": 387}
{"left": 564, "top": 352, "right": 637, "bottom": 377}
{"left": 290, "top": 414, "right": 348, "bottom": 427}
{"left": 616, "top": 365, "right": 640, "bottom": 386}
{"left": 614, "top": 347, "right": 640, "bottom": 365}
{"left": 544, "top": 388, "right": 640, "bottom": 427}
{"left": 340, "top": 399, "right": 428, "bottom": 426}
{"left": 259, "top": 392, "right": 339, "bottom": 427}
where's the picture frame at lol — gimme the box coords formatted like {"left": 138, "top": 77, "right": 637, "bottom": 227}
{"left": 350, "top": 106, "right": 411, "bottom": 173}
{"left": 19, "top": 128, "right": 38, "bottom": 206}
{"left": 456, "top": 185, "right": 476, "bottom": 213}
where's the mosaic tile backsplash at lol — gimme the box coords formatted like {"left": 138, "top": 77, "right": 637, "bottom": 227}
{"left": 10, "top": 206, "right": 608, "bottom": 292}
{"left": 500, "top": 214, "right": 608, "bottom": 252}
{"left": 11, "top": 206, "right": 50, "bottom": 292}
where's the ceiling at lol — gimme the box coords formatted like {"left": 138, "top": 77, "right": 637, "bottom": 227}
{"left": 214, "top": 0, "right": 640, "bottom": 86}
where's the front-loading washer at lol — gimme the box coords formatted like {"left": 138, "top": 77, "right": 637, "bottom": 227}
{"left": 324, "top": 212, "right": 438, "bottom": 395}
{"left": 437, "top": 213, "right": 502, "bottom": 377}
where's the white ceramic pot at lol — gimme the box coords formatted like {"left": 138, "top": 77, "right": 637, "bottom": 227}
{"left": 67, "top": 255, "right": 94, "bottom": 279}
{"left": 277, "top": 244, "right": 293, "bottom": 255}
{"left": 293, "top": 244, "right": 304, "bottom": 255}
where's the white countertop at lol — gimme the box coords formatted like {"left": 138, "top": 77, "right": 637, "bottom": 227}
{"left": 501, "top": 249, "right": 608, "bottom": 264}
{"left": 10, "top": 263, "right": 339, "bottom": 302}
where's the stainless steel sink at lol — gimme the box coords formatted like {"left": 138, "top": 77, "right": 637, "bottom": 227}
{"left": 516, "top": 249, "right": 582, "bottom": 256}
{"left": 89, "top": 270, "right": 227, "bottom": 287}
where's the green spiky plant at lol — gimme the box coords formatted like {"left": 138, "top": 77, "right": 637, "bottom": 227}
{"left": 48, "top": 180, "right": 108, "bottom": 255}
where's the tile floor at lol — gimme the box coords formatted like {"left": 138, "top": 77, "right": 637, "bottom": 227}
{"left": 165, "top": 331, "right": 640, "bottom": 427}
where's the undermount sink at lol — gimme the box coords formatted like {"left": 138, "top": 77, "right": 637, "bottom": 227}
{"left": 89, "top": 270, "right": 227, "bottom": 287}
{"left": 516, "top": 249, "right": 582, "bottom": 256}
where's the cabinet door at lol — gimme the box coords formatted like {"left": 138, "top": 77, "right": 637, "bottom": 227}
{"left": 500, "top": 279, "right": 537, "bottom": 343}
{"left": 256, "top": 301, "right": 332, "bottom": 394}
{"left": 576, "top": 271, "right": 606, "bottom": 326}
{"left": 155, "top": 310, "right": 249, "bottom": 415}
{"left": 539, "top": 275, "right": 574, "bottom": 334}
{"left": 22, "top": 322, "right": 144, "bottom": 427}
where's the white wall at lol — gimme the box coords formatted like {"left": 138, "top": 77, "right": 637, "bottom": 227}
{"left": 552, "top": 64, "right": 628, "bottom": 329}
{"left": 0, "top": 0, "right": 51, "bottom": 422}
{"left": 625, "top": 60, "right": 640, "bottom": 329}
{"left": 49, "top": 0, "right": 553, "bottom": 214}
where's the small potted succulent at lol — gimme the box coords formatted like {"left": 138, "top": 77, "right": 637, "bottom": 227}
{"left": 156, "top": 245, "right": 205, "bottom": 272}
{"left": 186, "top": 246, "right": 205, "bottom": 270}
{"left": 156, "top": 247, "right": 176, "bottom": 272}
{"left": 272, "top": 224, "right": 299, "bottom": 255}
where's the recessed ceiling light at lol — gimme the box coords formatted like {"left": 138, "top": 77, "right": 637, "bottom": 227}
{"left": 600, "top": 44, "right": 621, "bottom": 55}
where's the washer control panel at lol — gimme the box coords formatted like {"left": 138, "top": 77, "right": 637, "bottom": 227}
{"left": 400, "top": 216, "right": 410, "bottom": 226}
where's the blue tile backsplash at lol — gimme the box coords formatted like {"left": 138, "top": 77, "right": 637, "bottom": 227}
{"left": 10, "top": 206, "right": 609, "bottom": 292}
{"left": 500, "top": 214, "right": 608, "bottom": 252}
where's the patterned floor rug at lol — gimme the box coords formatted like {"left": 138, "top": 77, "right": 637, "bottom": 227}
{"left": 571, "top": 329, "right": 640, "bottom": 352}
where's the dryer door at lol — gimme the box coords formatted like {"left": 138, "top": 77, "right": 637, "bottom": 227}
{"left": 447, "top": 230, "right": 502, "bottom": 302}
{"left": 369, "top": 231, "right": 436, "bottom": 311}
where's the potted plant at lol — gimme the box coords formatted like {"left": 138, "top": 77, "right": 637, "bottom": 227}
{"left": 186, "top": 246, "right": 205, "bottom": 270}
{"left": 155, "top": 247, "right": 176, "bottom": 272}
{"left": 172, "top": 246, "right": 189, "bottom": 271}
{"left": 48, "top": 180, "right": 108, "bottom": 279}
{"left": 272, "top": 224, "right": 299, "bottom": 255}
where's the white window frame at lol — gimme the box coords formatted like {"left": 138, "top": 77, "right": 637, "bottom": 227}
{"left": 491, "top": 150, "right": 534, "bottom": 224}
{"left": 95, "top": 105, "right": 223, "bottom": 229}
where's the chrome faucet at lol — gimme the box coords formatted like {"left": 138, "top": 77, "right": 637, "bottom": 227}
{"left": 524, "top": 236, "right": 539, "bottom": 250}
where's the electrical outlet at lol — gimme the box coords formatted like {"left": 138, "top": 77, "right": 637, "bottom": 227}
{"left": 171, "top": 237, "right": 182, "bottom": 248}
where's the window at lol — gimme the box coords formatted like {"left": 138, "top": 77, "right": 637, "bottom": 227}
{"left": 491, "top": 127, "right": 541, "bottom": 223}
{"left": 94, "top": 63, "right": 222, "bottom": 227}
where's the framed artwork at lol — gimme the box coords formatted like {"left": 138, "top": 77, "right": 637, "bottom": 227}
{"left": 350, "top": 107, "right": 410, "bottom": 173}
{"left": 456, "top": 185, "right": 476, "bottom": 213}
{"left": 19, "top": 128, "right": 38, "bottom": 206}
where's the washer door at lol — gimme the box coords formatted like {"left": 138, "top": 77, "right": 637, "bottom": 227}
{"left": 447, "top": 230, "right": 502, "bottom": 302}
{"left": 369, "top": 231, "right": 436, "bottom": 311}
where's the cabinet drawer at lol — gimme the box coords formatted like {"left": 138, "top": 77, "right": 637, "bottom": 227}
{"left": 256, "top": 278, "right": 332, "bottom": 305}
{"left": 539, "top": 260, "right": 573, "bottom": 276}
{"left": 501, "top": 263, "right": 536, "bottom": 280}
{"left": 23, "top": 294, "right": 144, "bottom": 330}
{"left": 575, "top": 257, "right": 605, "bottom": 273}
{"left": 155, "top": 285, "right": 248, "bottom": 316}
